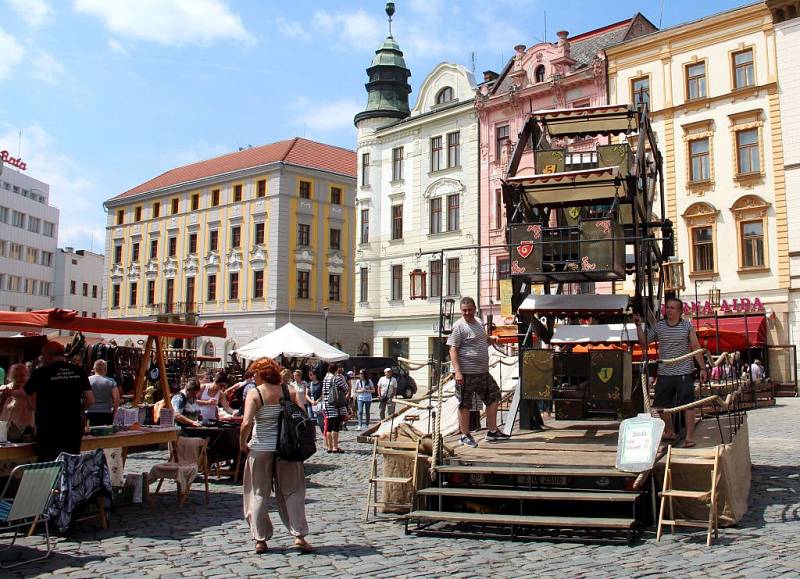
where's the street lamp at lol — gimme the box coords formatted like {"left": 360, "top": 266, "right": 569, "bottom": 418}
{"left": 322, "top": 307, "right": 329, "bottom": 343}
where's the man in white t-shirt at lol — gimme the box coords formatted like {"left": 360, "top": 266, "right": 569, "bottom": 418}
{"left": 377, "top": 368, "right": 397, "bottom": 420}
{"left": 447, "top": 296, "right": 509, "bottom": 448}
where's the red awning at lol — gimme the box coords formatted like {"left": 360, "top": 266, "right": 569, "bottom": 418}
{"left": 692, "top": 315, "right": 767, "bottom": 351}
{"left": 0, "top": 309, "right": 226, "bottom": 339}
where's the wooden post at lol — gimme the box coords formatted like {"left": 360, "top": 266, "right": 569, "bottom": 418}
{"left": 155, "top": 336, "right": 172, "bottom": 409}
{"left": 133, "top": 336, "right": 155, "bottom": 407}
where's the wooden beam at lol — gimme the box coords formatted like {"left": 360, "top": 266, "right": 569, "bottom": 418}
{"left": 133, "top": 336, "right": 154, "bottom": 407}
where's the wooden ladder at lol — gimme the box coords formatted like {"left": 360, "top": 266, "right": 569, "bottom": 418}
{"left": 656, "top": 445, "right": 721, "bottom": 546}
{"left": 364, "top": 438, "right": 422, "bottom": 522}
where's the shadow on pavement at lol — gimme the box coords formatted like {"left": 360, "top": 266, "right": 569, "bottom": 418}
{"left": 737, "top": 464, "right": 800, "bottom": 529}
{"left": 0, "top": 547, "right": 105, "bottom": 578}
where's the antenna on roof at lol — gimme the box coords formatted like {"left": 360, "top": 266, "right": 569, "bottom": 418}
{"left": 471, "top": 51, "right": 476, "bottom": 76}
{"left": 544, "top": 11, "right": 547, "bottom": 43}
{"left": 386, "top": 2, "right": 395, "bottom": 37}
{"left": 659, "top": 0, "right": 665, "bottom": 28}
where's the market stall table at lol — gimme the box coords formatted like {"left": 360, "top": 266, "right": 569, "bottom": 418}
{"left": 0, "top": 426, "right": 180, "bottom": 464}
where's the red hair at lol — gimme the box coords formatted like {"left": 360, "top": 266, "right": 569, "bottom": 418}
{"left": 248, "top": 357, "right": 283, "bottom": 384}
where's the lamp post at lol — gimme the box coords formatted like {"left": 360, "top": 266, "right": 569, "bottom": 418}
{"left": 322, "top": 307, "right": 329, "bottom": 343}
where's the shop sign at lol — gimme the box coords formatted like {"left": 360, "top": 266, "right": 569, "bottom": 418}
{"left": 0, "top": 150, "right": 27, "bottom": 171}
{"left": 664, "top": 297, "right": 765, "bottom": 316}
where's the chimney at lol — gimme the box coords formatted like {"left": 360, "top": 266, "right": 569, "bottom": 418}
{"left": 483, "top": 70, "right": 499, "bottom": 83}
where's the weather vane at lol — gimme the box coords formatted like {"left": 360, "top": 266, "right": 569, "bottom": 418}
{"left": 386, "top": 2, "right": 395, "bottom": 37}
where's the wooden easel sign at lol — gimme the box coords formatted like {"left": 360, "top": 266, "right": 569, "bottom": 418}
{"left": 615, "top": 414, "right": 665, "bottom": 472}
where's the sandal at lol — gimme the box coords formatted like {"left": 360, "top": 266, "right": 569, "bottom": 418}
{"left": 292, "top": 538, "right": 314, "bottom": 553}
{"left": 334, "top": 448, "right": 344, "bottom": 454}
{"left": 682, "top": 440, "right": 697, "bottom": 448}
{"left": 255, "top": 541, "right": 268, "bottom": 555}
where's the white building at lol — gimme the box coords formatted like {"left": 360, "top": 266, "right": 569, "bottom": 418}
{"left": 771, "top": 2, "right": 800, "bottom": 360}
{"left": 354, "top": 29, "right": 479, "bottom": 390}
{"left": 54, "top": 247, "right": 104, "bottom": 318}
{"left": 0, "top": 166, "right": 59, "bottom": 313}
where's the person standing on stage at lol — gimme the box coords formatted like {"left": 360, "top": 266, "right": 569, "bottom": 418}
{"left": 634, "top": 297, "right": 707, "bottom": 448}
{"left": 24, "top": 341, "right": 95, "bottom": 461}
{"left": 447, "top": 296, "right": 509, "bottom": 448}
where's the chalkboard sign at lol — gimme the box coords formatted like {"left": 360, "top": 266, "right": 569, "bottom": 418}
{"left": 615, "top": 414, "right": 665, "bottom": 473}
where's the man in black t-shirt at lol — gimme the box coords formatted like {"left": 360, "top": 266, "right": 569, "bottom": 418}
{"left": 24, "top": 341, "right": 95, "bottom": 461}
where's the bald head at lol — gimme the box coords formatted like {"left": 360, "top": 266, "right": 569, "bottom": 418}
{"left": 41, "top": 341, "right": 66, "bottom": 364}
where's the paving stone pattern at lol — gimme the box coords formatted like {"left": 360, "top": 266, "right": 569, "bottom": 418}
{"left": 5, "top": 399, "right": 800, "bottom": 578}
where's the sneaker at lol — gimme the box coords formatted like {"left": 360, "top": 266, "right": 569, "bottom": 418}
{"left": 459, "top": 434, "right": 479, "bottom": 448}
{"left": 486, "top": 430, "right": 511, "bottom": 442}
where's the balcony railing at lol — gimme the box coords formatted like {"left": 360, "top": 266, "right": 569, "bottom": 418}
{"left": 148, "top": 302, "right": 199, "bottom": 316}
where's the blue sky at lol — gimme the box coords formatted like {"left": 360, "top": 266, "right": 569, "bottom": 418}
{"left": 1, "top": 0, "right": 749, "bottom": 252}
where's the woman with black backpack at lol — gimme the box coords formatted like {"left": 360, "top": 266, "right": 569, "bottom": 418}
{"left": 240, "top": 357, "right": 313, "bottom": 555}
{"left": 321, "top": 362, "right": 348, "bottom": 453}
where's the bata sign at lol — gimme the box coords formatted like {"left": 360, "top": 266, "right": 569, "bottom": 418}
{"left": 664, "top": 297, "right": 766, "bottom": 316}
{"left": 0, "top": 150, "right": 27, "bottom": 171}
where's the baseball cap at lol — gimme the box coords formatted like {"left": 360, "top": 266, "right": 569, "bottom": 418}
{"left": 384, "top": 367, "right": 391, "bottom": 372}
{"left": 347, "top": 371, "right": 354, "bottom": 377}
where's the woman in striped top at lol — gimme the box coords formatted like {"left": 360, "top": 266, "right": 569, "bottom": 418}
{"left": 321, "top": 362, "right": 349, "bottom": 453}
{"left": 240, "top": 357, "right": 313, "bottom": 555}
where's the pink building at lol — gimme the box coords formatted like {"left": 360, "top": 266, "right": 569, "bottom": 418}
{"left": 476, "top": 15, "right": 656, "bottom": 320}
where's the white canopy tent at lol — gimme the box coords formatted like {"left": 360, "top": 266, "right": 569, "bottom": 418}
{"left": 233, "top": 322, "right": 349, "bottom": 362}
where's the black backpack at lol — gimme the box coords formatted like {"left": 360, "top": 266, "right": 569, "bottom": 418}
{"left": 327, "top": 375, "right": 344, "bottom": 407}
{"left": 276, "top": 383, "right": 317, "bottom": 462}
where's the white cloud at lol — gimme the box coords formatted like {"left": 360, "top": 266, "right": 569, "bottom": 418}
{"left": 0, "top": 124, "right": 101, "bottom": 250}
{"left": 30, "top": 51, "right": 66, "bottom": 84}
{"left": 73, "top": 0, "right": 254, "bottom": 47}
{"left": 169, "top": 142, "right": 230, "bottom": 167}
{"left": 0, "top": 28, "right": 25, "bottom": 81}
{"left": 107, "top": 38, "right": 127, "bottom": 55}
{"left": 6, "top": 0, "right": 53, "bottom": 27}
{"left": 289, "top": 97, "right": 362, "bottom": 133}
{"left": 275, "top": 16, "right": 310, "bottom": 42}
{"left": 311, "top": 9, "right": 383, "bottom": 50}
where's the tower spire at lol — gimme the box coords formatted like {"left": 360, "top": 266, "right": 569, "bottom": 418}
{"left": 386, "top": 2, "right": 395, "bottom": 37}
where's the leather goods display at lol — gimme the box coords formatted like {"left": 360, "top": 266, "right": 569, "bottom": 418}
{"left": 579, "top": 218, "right": 626, "bottom": 280}
{"left": 509, "top": 223, "right": 544, "bottom": 276}
{"left": 521, "top": 349, "right": 554, "bottom": 399}
{"left": 588, "top": 350, "right": 633, "bottom": 402}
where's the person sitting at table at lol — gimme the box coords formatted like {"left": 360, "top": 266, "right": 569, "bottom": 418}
{"left": 85, "top": 360, "right": 120, "bottom": 426}
{"left": 197, "top": 374, "right": 234, "bottom": 424}
{"left": 171, "top": 379, "right": 203, "bottom": 429}
{"left": 0, "top": 363, "right": 35, "bottom": 440}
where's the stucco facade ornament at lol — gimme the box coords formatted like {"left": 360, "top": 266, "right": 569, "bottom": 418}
{"left": 226, "top": 250, "right": 242, "bottom": 273}
{"left": 203, "top": 252, "right": 219, "bottom": 274}
{"left": 249, "top": 245, "right": 267, "bottom": 270}
{"left": 126, "top": 263, "right": 140, "bottom": 282}
{"left": 730, "top": 195, "right": 770, "bottom": 219}
{"left": 144, "top": 260, "right": 158, "bottom": 280}
{"left": 295, "top": 249, "right": 314, "bottom": 270}
{"left": 183, "top": 254, "right": 198, "bottom": 277}
{"left": 163, "top": 257, "right": 177, "bottom": 279}
{"left": 424, "top": 177, "right": 465, "bottom": 200}
{"left": 328, "top": 252, "right": 345, "bottom": 274}
{"left": 682, "top": 202, "right": 719, "bottom": 226}
{"left": 110, "top": 263, "right": 124, "bottom": 282}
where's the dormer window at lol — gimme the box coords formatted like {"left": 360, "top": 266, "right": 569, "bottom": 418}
{"left": 435, "top": 86, "right": 454, "bottom": 104}
{"left": 534, "top": 65, "right": 546, "bottom": 83}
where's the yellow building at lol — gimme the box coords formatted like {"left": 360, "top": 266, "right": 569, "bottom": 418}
{"left": 103, "top": 137, "right": 369, "bottom": 357}
{"left": 606, "top": 2, "right": 792, "bottom": 347}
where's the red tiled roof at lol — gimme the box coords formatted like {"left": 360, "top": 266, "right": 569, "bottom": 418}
{"left": 112, "top": 137, "right": 356, "bottom": 201}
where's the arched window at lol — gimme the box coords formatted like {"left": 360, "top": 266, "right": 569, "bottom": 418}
{"left": 203, "top": 340, "right": 215, "bottom": 357}
{"left": 435, "top": 87, "right": 454, "bottom": 104}
{"left": 534, "top": 65, "right": 546, "bottom": 83}
{"left": 682, "top": 202, "right": 719, "bottom": 275}
{"left": 731, "top": 195, "right": 771, "bottom": 271}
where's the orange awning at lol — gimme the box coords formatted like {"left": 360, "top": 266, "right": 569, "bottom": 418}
{"left": 0, "top": 308, "right": 226, "bottom": 339}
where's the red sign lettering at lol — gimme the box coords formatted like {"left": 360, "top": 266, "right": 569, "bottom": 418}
{"left": 0, "top": 150, "right": 27, "bottom": 171}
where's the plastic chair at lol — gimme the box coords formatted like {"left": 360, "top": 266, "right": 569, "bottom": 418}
{"left": 148, "top": 437, "right": 209, "bottom": 507}
{"left": 0, "top": 461, "right": 63, "bottom": 569}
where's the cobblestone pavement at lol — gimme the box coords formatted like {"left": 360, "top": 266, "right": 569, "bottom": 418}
{"left": 5, "top": 398, "right": 800, "bottom": 578}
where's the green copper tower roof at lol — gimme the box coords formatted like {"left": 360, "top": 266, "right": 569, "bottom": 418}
{"left": 354, "top": 3, "right": 411, "bottom": 126}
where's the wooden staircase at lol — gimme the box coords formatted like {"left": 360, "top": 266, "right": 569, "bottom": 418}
{"left": 406, "top": 463, "right": 648, "bottom": 544}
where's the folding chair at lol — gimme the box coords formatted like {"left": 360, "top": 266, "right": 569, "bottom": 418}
{"left": 364, "top": 438, "right": 423, "bottom": 522}
{"left": 148, "top": 437, "right": 209, "bottom": 506}
{"left": 657, "top": 445, "right": 721, "bottom": 546}
{"left": 0, "top": 461, "right": 63, "bottom": 569}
